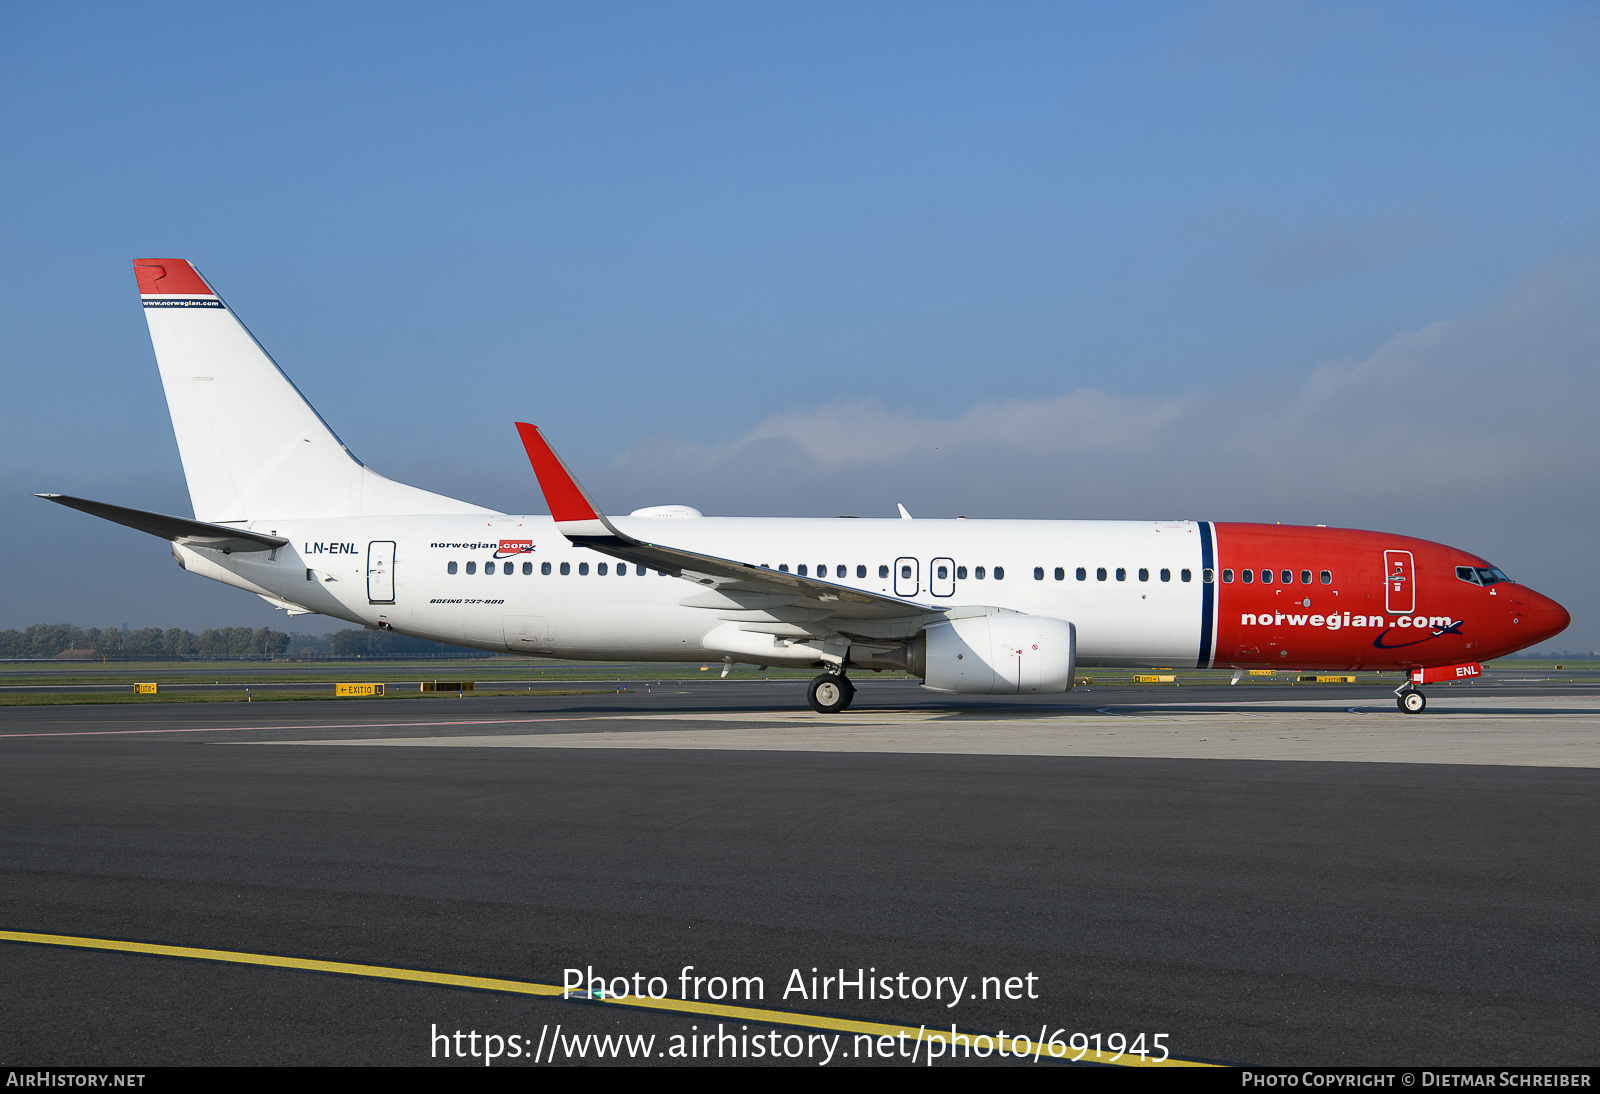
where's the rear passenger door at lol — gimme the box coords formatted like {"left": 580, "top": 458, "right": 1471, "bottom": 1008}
{"left": 367, "top": 540, "right": 395, "bottom": 604}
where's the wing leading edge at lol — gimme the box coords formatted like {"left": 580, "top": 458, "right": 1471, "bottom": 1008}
{"left": 513, "top": 423, "right": 931, "bottom": 623}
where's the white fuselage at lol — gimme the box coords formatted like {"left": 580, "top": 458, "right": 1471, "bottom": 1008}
{"left": 183, "top": 514, "right": 1213, "bottom": 668}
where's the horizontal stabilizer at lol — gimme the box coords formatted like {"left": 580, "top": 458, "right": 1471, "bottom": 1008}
{"left": 35, "top": 494, "right": 288, "bottom": 554}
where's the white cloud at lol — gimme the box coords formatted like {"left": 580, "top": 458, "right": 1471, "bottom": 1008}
{"left": 735, "top": 388, "right": 1190, "bottom": 465}
{"left": 612, "top": 252, "right": 1600, "bottom": 504}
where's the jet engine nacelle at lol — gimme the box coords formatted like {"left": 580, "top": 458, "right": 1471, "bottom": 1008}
{"left": 916, "top": 614, "right": 1076, "bottom": 695}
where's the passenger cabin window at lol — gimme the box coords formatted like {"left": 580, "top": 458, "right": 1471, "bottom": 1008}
{"left": 798, "top": 565, "right": 808, "bottom": 577}
{"left": 466, "top": 562, "right": 476, "bottom": 575}
{"left": 939, "top": 565, "right": 951, "bottom": 580}
{"left": 542, "top": 562, "right": 552, "bottom": 575}
{"left": 579, "top": 562, "right": 589, "bottom": 575}
{"left": 1115, "top": 567, "right": 1126, "bottom": 581}
{"left": 1034, "top": 567, "right": 1044, "bottom": 581}
{"left": 447, "top": 561, "right": 457, "bottom": 575}
{"left": 878, "top": 565, "right": 889, "bottom": 578}
{"left": 994, "top": 567, "right": 1005, "bottom": 580}
{"left": 1222, "top": 569, "right": 1233, "bottom": 582}
{"left": 1160, "top": 568, "right": 1171, "bottom": 582}
{"left": 505, "top": 563, "right": 513, "bottom": 576}
{"left": 900, "top": 564, "right": 912, "bottom": 579}
{"left": 1202, "top": 568, "right": 1213, "bottom": 583}
{"left": 1320, "top": 570, "right": 1332, "bottom": 584}
{"left": 523, "top": 562, "right": 533, "bottom": 575}
{"left": 837, "top": 565, "right": 848, "bottom": 578}
{"left": 779, "top": 564, "right": 789, "bottom": 572}
{"left": 1096, "top": 567, "right": 1106, "bottom": 581}
{"left": 1300, "top": 570, "right": 1312, "bottom": 584}
{"left": 856, "top": 565, "right": 867, "bottom": 578}
{"left": 1077, "top": 567, "right": 1087, "bottom": 581}
{"left": 597, "top": 563, "right": 608, "bottom": 575}
{"left": 957, "top": 566, "right": 968, "bottom": 579}
{"left": 1138, "top": 568, "right": 1149, "bottom": 582}
{"left": 975, "top": 567, "right": 986, "bottom": 579}
{"left": 1261, "top": 570, "right": 1272, "bottom": 584}
{"left": 1182, "top": 569, "right": 1192, "bottom": 582}
{"left": 1281, "top": 570, "right": 1292, "bottom": 584}
{"left": 1055, "top": 567, "right": 1065, "bottom": 581}
{"left": 1242, "top": 569, "right": 1253, "bottom": 583}
{"left": 637, "top": 565, "right": 646, "bottom": 576}
{"left": 486, "top": 562, "right": 496, "bottom": 575}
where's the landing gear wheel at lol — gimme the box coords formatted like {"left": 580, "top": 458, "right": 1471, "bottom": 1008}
{"left": 1398, "top": 690, "right": 1427, "bottom": 714}
{"left": 807, "top": 673, "right": 855, "bottom": 713}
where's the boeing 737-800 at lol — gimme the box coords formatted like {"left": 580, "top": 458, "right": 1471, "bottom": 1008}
{"left": 38, "top": 260, "right": 1571, "bottom": 713}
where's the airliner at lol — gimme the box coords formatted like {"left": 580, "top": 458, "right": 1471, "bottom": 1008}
{"left": 38, "top": 260, "right": 1570, "bottom": 714}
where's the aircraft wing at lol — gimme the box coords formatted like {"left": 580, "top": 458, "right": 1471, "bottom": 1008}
{"left": 36, "top": 493, "right": 288, "bottom": 554}
{"left": 515, "top": 423, "right": 930, "bottom": 623}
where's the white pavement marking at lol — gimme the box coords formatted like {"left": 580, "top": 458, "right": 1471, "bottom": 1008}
{"left": 261, "top": 696, "right": 1600, "bottom": 768}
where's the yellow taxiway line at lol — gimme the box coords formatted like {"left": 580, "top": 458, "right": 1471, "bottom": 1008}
{"left": 1, "top": 929, "right": 1216, "bottom": 1067}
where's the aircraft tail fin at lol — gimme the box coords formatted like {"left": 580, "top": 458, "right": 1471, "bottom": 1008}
{"left": 134, "top": 259, "right": 492, "bottom": 522}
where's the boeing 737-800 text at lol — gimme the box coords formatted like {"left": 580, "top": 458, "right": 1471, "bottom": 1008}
{"left": 38, "top": 260, "right": 1570, "bottom": 713}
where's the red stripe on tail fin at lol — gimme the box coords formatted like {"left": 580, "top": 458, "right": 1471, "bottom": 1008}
{"left": 133, "top": 259, "right": 215, "bottom": 296}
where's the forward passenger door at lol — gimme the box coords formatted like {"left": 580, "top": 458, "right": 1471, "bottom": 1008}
{"left": 1383, "top": 550, "right": 1414, "bottom": 615}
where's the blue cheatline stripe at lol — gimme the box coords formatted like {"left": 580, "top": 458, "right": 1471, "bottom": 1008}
{"left": 1197, "top": 521, "right": 1215, "bottom": 669}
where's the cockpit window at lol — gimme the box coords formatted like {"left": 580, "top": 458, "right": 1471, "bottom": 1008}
{"left": 1458, "top": 565, "right": 1512, "bottom": 586}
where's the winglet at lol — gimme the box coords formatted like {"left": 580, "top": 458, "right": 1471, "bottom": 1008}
{"left": 514, "top": 423, "right": 622, "bottom": 539}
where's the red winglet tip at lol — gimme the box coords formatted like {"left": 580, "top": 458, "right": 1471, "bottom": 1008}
{"left": 514, "top": 423, "right": 599, "bottom": 523}
{"left": 133, "top": 259, "right": 215, "bottom": 296}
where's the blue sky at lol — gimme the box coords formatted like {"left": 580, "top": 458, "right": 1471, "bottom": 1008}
{"left": 3, "top": 2, "right": 1598, "bottom": 648}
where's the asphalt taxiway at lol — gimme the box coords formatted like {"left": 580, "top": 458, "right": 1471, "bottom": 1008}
{"left": 3, "top": 679, "right": 1597, "bottom": 1066}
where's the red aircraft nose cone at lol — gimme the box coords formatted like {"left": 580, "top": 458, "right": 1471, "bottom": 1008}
{"left": 1522, "top": 590, "right": 1571, "bottom": 645}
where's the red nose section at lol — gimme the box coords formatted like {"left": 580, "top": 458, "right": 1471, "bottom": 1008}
{"left": 1524, "top": 590, "right": 1572, "bottom": 646}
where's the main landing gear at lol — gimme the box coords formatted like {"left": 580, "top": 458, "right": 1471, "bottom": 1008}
{"left": 1395, "top": 682, "right": 1427, "bottom": 714}
{"left": 807, "top": 671, "right": 855, "bottom": 714}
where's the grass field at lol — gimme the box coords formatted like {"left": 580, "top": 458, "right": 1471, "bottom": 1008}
{"left": 2, "top": 656, "right": 1587, "bottom": 705}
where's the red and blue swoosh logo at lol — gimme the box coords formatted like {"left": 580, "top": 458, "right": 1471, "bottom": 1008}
{"left": 1372, "top": 619, "right": 1464, "bottom": 650}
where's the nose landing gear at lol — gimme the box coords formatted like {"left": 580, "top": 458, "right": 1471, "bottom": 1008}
{"left": 807, "top": 671, "right": 855, "bottom": 714}
{"left": 1395, "top": 682, "right": 1427, "bottom": 714}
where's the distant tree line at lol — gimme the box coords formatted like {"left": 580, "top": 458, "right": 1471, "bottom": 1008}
{"left": 0, "top": 624, "right": 495, "bottom": 660}
{"left": 327, "top": 628, "right": 496, "bottom": 658}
